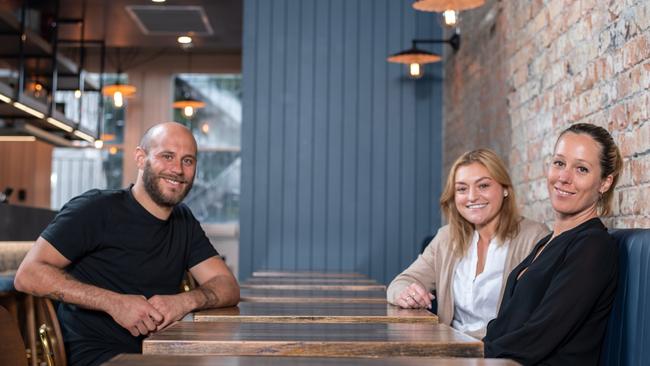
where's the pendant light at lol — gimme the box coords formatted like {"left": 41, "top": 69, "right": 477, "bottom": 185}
{"left": 102, "top": 48, "right": 138, "bottom": 108}
{"left": 412, "top": 0, "right": 486, "bottom": 27}
{"left": 173, "top": 50, "right": 205, "bottom": 118}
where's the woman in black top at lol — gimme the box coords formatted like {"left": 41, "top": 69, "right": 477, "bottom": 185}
{"left": 483, "top": 123, "right": 623, "bottom": 365}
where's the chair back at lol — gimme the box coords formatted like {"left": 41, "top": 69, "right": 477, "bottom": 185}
{"left": 34, "top": 298, "right": 66, "bottom": 366}
{"left": 181, "top": 271, "right": 197, "bottom": 292}
{"left": 600, "top": 228, "right": 650, "bottom": 365}
{"left": 0, "top": 304, "right": 28, "bottom": 366}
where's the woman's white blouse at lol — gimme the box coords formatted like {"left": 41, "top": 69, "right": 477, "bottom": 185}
{"left": 451, "top": 231, "right": 508, "bottom": 334}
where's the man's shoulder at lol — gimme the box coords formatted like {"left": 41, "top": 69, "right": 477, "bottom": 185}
{"left": 66, "top": 188, "right": 128, "bottom": 208}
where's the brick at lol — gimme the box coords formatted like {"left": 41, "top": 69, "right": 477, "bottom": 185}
{"left": 610, "top": 104, "right": 628, "bottom": 129}
{"left": 532, "top": 7, "right": 549, "bottom": 34}
{"left": 625, "top": 93, "right": 649, "bottom": 126}
{"left": 564, "top": 0, "right": 583, "bottom": 31}
{"left": 611, "top": 217, "right": 650, "bottom": 229}
{"left": 629, "top": 158, "right": 650, "bottom": 185}
{"left": 580, "top": 0, "right": 598, "bottom": 16}
{"left": 617, "top": 187, "right": 642, "bottom": 215}
{"left": 634, "top": 1, "right": 650, "bottom": 32}
{"left": 622, "top": 34, "right": 650, "bottom": 69}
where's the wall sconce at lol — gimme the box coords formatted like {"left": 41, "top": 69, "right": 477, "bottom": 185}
{"left": 387, "top": 33, "right": 460, "bottom": 78}
{"left": 412, "top": 0, "right": 485, "bottom": 27}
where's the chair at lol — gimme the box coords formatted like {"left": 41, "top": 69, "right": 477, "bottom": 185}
{"left": 0, "top": 304, "right": 28, "bottom": 366}
{"left": 181, "top": 271, "right": 197, "bottom": 292}
{"left": 34, "top": 297, "right": 66, "bottom": 366}
{"left": 600, "top": 228, "right": 650, "bottom": 366}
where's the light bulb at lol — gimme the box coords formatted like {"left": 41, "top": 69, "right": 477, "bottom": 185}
{"left": 409, "top": 63, "right": 423, "bottom": 78}
{"left": 183, "top": 106, "right": 194, "bottom": 117}
{"left": 113, "top": 91, "right": 124, "bottom": 108}
{"left": 442, "top": 10, "right": 458, "bottom": 27}
{"left": 177, "top": 36, "right": 192, "bottom": 44}
{"left": 74, "top": 89, "right": 82, "bottom": 99}
{"left": 201, "top": 122, "right": 209, "bottom": 134}
{"left": 94, "top": 140, "right": 104, "bottom": 149}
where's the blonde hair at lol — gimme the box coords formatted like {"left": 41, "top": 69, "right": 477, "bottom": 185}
{"left": 440, "top": 149, "right": 521, "bottom": 257}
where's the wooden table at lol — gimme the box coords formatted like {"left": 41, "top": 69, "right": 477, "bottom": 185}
{"left": 243, "top": 277, "right": 380, "bottom": 285}
{"left": 104, "top": 355, "right": 518, "bottom": 366}
{"left": 240, "top": 288, "right": 387, "bottom": 304}
{"left": 143, "top": 322, "right": 483, "bottom": 357}
{"left": 241, "top": 283, "right": 386, "bottom": 291}
{"left": 252, "top": 271, "right": 367, "bottom": 279}
{"left": 194, "top": 302, "right": 437, "bottom": 324}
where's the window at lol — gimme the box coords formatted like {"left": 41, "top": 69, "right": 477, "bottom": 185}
{"left": 50, "top": 74, "right": 125, "bottom": 208}
{"left": 172, "top": 74, "right": 242, "bottom": 224}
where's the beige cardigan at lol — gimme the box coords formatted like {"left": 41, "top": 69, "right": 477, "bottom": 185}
{"left": 387, "top": 217, "right": 549, "bottom": 337}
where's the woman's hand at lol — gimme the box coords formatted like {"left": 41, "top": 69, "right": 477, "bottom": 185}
{"left": 395, "top": 282, "right": 434, "bottom": 309}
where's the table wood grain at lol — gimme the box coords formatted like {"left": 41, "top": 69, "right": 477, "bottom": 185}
{"left": 193, "top": 303, "right": 437, "bottom": 324}
{"left": 240, "top": 288, "right": 387, "bottom": 304}
{"left": 243, "top": 278, "right": 380, "bottom": 285}
{"left": 143, "top": 322, "right": 483, "bottom": 358}
{"left": 241, "top": 283, "right": 386, "bottom": 291}
{"left": 104, "top": 355, "right": 519, "bottom": 366}
{"left": 252, "top": 271, "right": 367, "bottom": 279}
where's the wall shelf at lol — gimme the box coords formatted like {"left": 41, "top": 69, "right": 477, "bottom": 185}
{"left": 0, "top": 4, "right": 104, "bottom": 146}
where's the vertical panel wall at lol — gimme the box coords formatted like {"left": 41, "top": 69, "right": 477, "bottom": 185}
{"left": 240, "top": 0, "right": 445, "bottom": 284}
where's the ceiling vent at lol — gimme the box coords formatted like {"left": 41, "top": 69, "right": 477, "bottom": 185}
{"left": 125, "top": 5, "right": 214, "bottom": 35}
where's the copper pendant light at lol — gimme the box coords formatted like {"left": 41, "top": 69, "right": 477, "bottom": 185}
{"left": 173, "top": 50, "right": 206, "bottom": 118}
{"left": 387, "top": 33, "right": 460, "bottom": 78}
{"left": 412, "top": 0, "right": 486, "bottom": 12}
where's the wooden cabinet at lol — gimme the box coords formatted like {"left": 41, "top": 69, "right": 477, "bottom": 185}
{"left": 0, "top": 140, "right": 52, "bottom": 208}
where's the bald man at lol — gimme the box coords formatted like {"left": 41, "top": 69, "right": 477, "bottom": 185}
{"left": 15, "top": 122, "right": 240, "bottom": 366}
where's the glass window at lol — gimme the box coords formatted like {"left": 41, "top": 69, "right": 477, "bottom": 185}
{"left": 50, "top": 74, "right": 126, "bottom": 209}
{"left": 172, "top": 74, "right": 242, "bottom": 223}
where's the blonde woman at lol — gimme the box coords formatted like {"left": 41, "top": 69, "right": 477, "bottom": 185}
{"left": 387, "top": 149, "right": 549, "bottom": 337}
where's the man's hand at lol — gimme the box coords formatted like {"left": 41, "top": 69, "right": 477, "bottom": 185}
{"left": 107, "top": 294, "right": 164, "bottom": 337}
{"left": 147, "top": 294, "right": 190, "bottom": 331}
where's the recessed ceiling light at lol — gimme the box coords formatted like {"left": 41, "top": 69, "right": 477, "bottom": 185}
{"left": 177, "top": 35, "right": 192, "bottom": 44}
{"left": 151, "top": 0, "right": 166, "bottom": 3}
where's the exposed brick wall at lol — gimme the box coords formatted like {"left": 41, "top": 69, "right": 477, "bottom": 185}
{"left": 444, "top": 0, "right": 650, "bottom": 228}
{"left": 443, "top": 1, "right": 511, "bottom": 172}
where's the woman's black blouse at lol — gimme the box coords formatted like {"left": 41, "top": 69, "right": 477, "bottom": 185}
{"left": 483, "top": 218, "right": 618, "bottom": 365}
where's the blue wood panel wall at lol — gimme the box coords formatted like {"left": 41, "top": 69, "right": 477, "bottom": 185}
{"left": 240, "top": 0, "right": 444, "bottom": 284}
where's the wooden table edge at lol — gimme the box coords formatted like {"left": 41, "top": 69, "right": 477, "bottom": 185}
{"left": 192, "top": 314, "right": 438, "bottom": 324}
{"left": 240, "top": 296, "right": 388, "bottom": 303}
{"left": 143, "top": 340, "right": 484, "bottom": 358}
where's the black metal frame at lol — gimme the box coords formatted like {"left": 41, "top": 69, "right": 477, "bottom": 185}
{"left": 2, "top": 0, "right": 105, "bottom": 142}
{"left": 411, "top": 32, "right": 461, "bottom": 52}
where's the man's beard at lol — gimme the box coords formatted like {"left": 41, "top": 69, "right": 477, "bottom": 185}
{"left": 142, "top": 160, "right": 193, "bottom": 207}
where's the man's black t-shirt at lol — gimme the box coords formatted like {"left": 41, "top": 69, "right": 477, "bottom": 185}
{"left": 41, "top": 187, "right": 218, "bottom": 366}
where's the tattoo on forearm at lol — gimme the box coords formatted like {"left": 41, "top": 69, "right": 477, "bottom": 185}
{"left": 47, "top": 291, "right": 65, "bottom": 301}
{"left": 198, "top": 286, "right": 220, "bottom": 307}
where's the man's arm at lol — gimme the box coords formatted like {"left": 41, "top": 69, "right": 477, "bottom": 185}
{"left": 14, "top": 237, "right": 164, "bottom": 336}
{"left": 147, "top": 256, "right": 240, "bottom": 330}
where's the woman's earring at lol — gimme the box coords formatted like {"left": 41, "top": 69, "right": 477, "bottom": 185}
{"left": 503, "top": 190, "right": 508, "bottom": 197}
